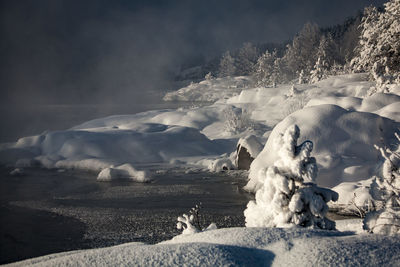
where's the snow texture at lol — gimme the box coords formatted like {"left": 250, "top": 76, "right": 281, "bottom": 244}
{"left": 0, "top": 73, "right": 399, "bottom": 198}
{"left": 9, "top": 227, "right": 400, "bottom": 266}
{"left": 363, "top": 132, "right": 400, "bottom": 234}
{"left": 244, "top": 125, "right": 338, "bottom": 229}
{"left": 246, "top": 104, "right": 400, "bottom": 192}
{"left": 97, "top": 163, "right": 150, "bottom": 182}
{"left": 163, "top": 76, "right": 252, "bottom": 102}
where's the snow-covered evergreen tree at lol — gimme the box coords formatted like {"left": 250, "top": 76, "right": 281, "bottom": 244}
{"left": 298, "top": 69, "right": 307, "bottom": 84}
{"left": 310, "top": 57, "right": 329, "bottom": 83}
{"left": 283, "top": 23, "right": 321, "bottom": 81}
{"left": 244, "top": 125, "right": 338, "bottom": 229}
{"left": 352, "top": 0, "right": 400, "bottom": 92}
{"left": 235, "top": 42, "right": 258, "bottom": 76}
{"left": 364, "top": 132, "right": 400, "bottom": 235}
{"left": 218, "top": 51, "right": 236, "bottom": 77}
{"left": 309, "top": 34, "right": 339, "bottom": 83}
{"left": 253, "top": 50, "right": 277, "bottom": 87}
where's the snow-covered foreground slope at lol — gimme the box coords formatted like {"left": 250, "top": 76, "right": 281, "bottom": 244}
{"left": 8, "top": 227, "right": 400, "bottom": 266}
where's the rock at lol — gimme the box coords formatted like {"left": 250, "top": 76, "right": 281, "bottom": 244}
{"left": 236, "top": 135, "right": 263, "bottom": 170}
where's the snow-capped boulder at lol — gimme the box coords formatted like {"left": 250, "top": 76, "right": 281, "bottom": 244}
{"left": 235, "top": 135, "right": 263, "bottom": 170}
{"left": 246, "top": 104, "right": 400, "bottom": 192}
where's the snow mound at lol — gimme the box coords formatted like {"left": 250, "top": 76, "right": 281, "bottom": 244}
{"left": 246, "top": 104, "right": 400, "bottom": 192}
{"left": 11, "top": 227, "right": 400, "bottom": 266}
{"left": 0, "top": 123, "right": 233, "bottom": 174}
{"left": 364, "top": 208, "right": 400, "bottom": 235}
{"left": 331, "top": 178, "right": 375, "bottom": 210}
{"left": 163, "top": 76, "right": 252, "bottom": 102}
{"left": 97, "top": 163, "right": 150, "bottom": 182}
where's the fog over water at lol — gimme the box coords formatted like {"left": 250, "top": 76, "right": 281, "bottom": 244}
{"left": 0, "top": 0, "right": 387, "bottom": 141}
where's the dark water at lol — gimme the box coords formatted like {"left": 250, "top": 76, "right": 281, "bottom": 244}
{"left": 0, "top": 102, "right": 196, "bottom": 143}
{"left": 0, "top": 166, "right": 252, "bottom": 264}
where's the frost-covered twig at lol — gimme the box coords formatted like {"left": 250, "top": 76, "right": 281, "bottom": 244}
{"left": 176, "top": 203, "right": 217, "bottom": 235}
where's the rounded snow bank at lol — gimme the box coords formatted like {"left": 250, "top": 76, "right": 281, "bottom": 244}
{"left": 0, "top": 123, "right": 233, "bottom": 173}
{"left": 12, "top": 227, "right": 400, "bottom": 267}
{"left": 246, "top": 104, "right": 400, "bottom": 192}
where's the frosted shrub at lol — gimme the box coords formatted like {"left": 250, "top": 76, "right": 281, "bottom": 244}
{"left": 364, "top": 132, "right": 400, "bottom": 235}
{"left": 223, "top": 106, "right": 254, "bottom": 134}
{"left": 204, "top": 72, "right": 213, "bottom": 81}
{"left": 244, "top": 125, "right": 338, "bottom": 229}
{"left": 177, "top": 204, "right": 217, "bottom": 235}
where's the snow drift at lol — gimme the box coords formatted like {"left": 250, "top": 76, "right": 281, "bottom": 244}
{"left": 9, "top": 227, "right": 400, "bottom": 266}
{"left": 246, "top": 104, "right": 400, "bottom": 192}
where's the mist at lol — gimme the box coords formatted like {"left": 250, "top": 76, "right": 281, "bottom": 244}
{"left": 0, "top": 0, "right": 387, "bottom": 141}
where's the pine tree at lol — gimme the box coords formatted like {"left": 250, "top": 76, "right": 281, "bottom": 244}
{"left": 244, "top": 125, "right": 338, "bottom": 229}
{"left": 253, "top": 50, "right": 277, "bottom": 87}
{"left": 218, "top": 51, "right": 236, "bottom": 77}
{"left": 283, "top": 22, "right": 321, "bottom": 81}
{"left": 235, "top": 42, "right": 259, "bottom": 76}
{"left": 352, "top": 0, "right": 400, "bottom": 92}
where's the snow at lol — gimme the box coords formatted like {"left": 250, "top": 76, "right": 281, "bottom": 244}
{"left": 163, "top": 76, "right": 252, "bottom": 102}
{"left": 9, "top": 227, "right": 400, "bottom": 266}
{"left": 1, "top": 72, "right": 400, "bottom": 265}
{"left": 97, "top": 163, "right": 150, "bottom": 182}
{"left": 0, "top": 73, "right": 399, "bottom": 198}
{"left": 246, "top": 104, "right": 400, "bottom": 192}
{"left": 244, "top": 125, "right": 337, "bottom": 229}
{"left": 237, "top": 135, "right": 263, "bottom": 159}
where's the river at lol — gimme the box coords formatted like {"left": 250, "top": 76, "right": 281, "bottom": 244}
{"left": 0, "top": 165, "right": 252, "bottom": 264}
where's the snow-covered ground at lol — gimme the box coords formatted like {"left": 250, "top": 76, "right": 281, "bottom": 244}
{"left": 2, "top": 73, "right": 400, "bottom": 265}
{"left": 1, "top": 74, "right": 399, "bottom": 187}
{"left": 8, "top": 226, "right": 400, "bottom": 266}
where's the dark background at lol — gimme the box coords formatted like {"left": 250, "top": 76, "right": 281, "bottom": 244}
{"left": 0, "top": 0, "right": 387, "bottom": 105}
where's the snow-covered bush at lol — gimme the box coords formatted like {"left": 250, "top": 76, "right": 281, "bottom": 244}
{"left": 208, "top": 157, "right": 235, "bottom": 172}
{"left": 205, "top": 72, "right": 213, "bottom": 80}
{"left": 177, "top": 204, "right": 217, "bottom": 235}
{"left": 244, "top": 125, "right": 338, "bottom": 229}
{"left": 218, "top": 51, "right": 236, "bottom": 78}
{"left": 223, "top": 106, "right": 254, "bottom": 134}
{"left": 364, "top": 132, "right": 400, "bottom": 234}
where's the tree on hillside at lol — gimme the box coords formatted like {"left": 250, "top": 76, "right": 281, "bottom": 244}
{"left": 253, "top": 50, "right": 277, "bottom": 87}
{"left": 352, "top": 0, "right": 400, "bottom": 92}
{"left": 309, "top": 34, "right": 338, "bottom": 83}
{"left": 310, "top": 57, "right": 329, "bottom": 83}
{"left": 218, "top": 51, "right": 236, "bottom": 77}
{"left": 339, "top": 18, "right": 362, "bottom": 65}
{"left": 283, "top": 22, "right": 321, "bottom": 82}
{"left": 235, "top": 42, "right": 259, "bottom": 76}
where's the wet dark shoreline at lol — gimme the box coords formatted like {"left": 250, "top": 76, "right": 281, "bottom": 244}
{"left": 0, "top": 166, "right": 252, "bottom": 264}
